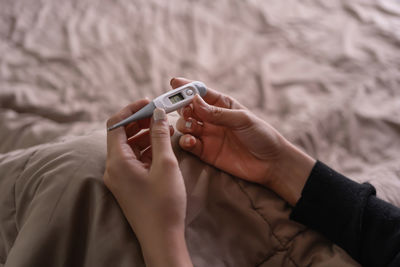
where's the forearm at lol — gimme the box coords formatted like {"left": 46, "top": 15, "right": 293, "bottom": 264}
{"left": 268, "top": 140, "right": 316, "bottom": 206}
{"left": 137, "top": 227, "right": 193, "bottom": 267}
{"left": 289, "top": 161, "right": 400, "bottom": 266}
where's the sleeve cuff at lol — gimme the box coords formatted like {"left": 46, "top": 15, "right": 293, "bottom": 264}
{"left": 290, "top": 160, "right": 376, "bottom": 258}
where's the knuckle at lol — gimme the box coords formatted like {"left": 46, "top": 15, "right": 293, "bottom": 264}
{"left": 221, "top": 95, "right": 234, "bottom": 109}
{"left": 236, "top": 110, "right": 254, "bottom": 128}
{"left": 211, "top": 106, "right": 224, "bottom": 118}
{"left": 158, "top": 156, "right": 178, "bottom": 169}
{"left": 176, "top": 117, "right": 185, "bottom": 130}
{"left": 151, "top": 127, "right": 170, "bottom": 138}
{"left": 103, "top": 167, "right": 119, "bottom": 190}
{"left": 104, "top": 161, "right": 120, "bottom": 182}
{"left": 103, "top": 171, "right": 113, "bottom": 189}
{"left": 241, "top": 110, "right": 253, "bottom": 122}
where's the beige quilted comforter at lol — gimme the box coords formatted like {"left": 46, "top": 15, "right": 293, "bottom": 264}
{"left": 1, "top": 0, "right": 400, "bottom": 266}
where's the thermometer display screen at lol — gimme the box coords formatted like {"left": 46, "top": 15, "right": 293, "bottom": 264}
{"left": 169, "top": 93, "right": 184, "bottom": 104}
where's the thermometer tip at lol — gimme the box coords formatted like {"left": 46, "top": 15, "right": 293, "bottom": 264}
{"left": 107, "top": 125, "right": 119, "bottom": 132}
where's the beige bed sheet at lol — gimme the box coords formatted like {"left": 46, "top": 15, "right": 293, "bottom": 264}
{"left": 1, "top": 0, "right": 400, "bottom": 266}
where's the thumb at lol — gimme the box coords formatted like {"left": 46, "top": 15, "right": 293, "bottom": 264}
{"left": 192, "top": 95, "right": 252, "bottom": 129}
{"left": 151, "top": 108, "right": 174, "bottom": 160}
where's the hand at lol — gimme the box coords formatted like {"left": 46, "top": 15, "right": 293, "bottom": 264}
{"left": 172, "top": 78, "right": 316, "bottom": 206}
{"left": 103, "top": 100, "right": 192, "bottom": 267}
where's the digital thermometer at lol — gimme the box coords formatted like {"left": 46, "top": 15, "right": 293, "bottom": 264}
{"left": 107, "top": 81, "right": 207, "bottom": 131}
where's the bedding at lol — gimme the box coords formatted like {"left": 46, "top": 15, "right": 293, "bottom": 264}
{"left": 1, "top": 0, "right": 400, "bottom": 266}
{"left": 0, "top": 127, "right": 358, "bottom": 266}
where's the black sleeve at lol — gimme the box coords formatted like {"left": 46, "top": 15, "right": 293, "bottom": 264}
{"left": 290, "top": 161, "right": 400, "bottom": 267}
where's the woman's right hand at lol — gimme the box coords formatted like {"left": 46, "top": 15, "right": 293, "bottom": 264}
{"left": 172, "top": 78, "right": 316, "bottom": 206}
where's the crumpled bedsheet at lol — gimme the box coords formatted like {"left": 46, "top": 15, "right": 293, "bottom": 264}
{"left": 1, "top": 0, "right": 400, "bottom": 266}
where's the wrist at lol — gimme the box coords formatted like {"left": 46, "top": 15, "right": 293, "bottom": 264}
{"left": 139, "top": 227, "right": 193, "bottom": 267}
{"left": 267, "top": 140, "right": 316, "bottom": 206}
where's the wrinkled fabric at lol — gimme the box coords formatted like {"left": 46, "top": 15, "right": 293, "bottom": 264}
{"left": 1, "top": 0, "right": 400, "bottom": 205}
{"left": 0, "top": 129, "right": 359, "bottom": 266}
{"left": 0, "top": 0, "right": 400, "bottom": 266}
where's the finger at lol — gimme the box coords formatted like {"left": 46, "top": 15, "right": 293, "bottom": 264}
{"left": 132, "top": 144, "right": 141, "bottom": 159}
{"left": 177, "top": 104, "right": 203, "bottom": 122}
{"left": 126, "top": 117, "right": 151, "bottom": 138}
{"left": 170, "top": 77, "right": 238, "bottom": 109}
{"left": 128, "top": 129, "right": 151, "bottom": 151}
{"left": 170, "top": 77, "right": 191, "bottom": 89}
{"left": 177, "top": 104, "right": 191, "bottom": 117}
{"left": 128, "top": 126, "right": 174, "bottom": 151}
{"left": 182, "top": 105, "right": 191, "bottom": 119}
{"left": 140, "top": 146, "right": 152, "bottom": 166}
{"left": 106, "top": 99, "right": 151, "bottom": 157}
{"left": 150, "top": 108, "right": 175, "bottom": 161}
{"left": 176, "top": 117, "right": 203, "bottom": 138}
{"left": 192, "top": 95, "right": 253, "bottom": 129}
{"left": 182, "top": 105, "right": 195, "bottom": 120}
{"left": 179, "top": 134, "right": 203, "bottom": 158}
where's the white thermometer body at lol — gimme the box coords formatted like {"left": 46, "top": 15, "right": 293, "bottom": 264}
{"left": 107, "top": 81, "right": 207, "bottom": 131}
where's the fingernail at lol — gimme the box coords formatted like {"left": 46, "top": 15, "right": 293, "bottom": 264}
{"left": 170, "top": 77, "right": 175, "bottom": 86}
{"left": 183, "top": 106, "right": 191, "bottom": 117}
{"left": 153, "top": 108, "right": 166, "bottom": 121}
{"left": 195, "top": 94, "right": 204, "bottom": 104}
{"left": 185, "top": 120, "right": 192, "bottom": 129}
{"left": 185, "top": 136, "right": 192, "bottom": 145}
{"left": 195, "top": 95, "right": 208, "bottom": 109}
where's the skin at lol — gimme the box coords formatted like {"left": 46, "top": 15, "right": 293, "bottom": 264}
{"left": 104, "top": 103, "right": 192, "bottom": 267}
{"left": 103, "top": 77, "right": 316, "bottom": 266}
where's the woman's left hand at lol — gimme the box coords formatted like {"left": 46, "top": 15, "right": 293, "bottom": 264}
{"left": 103, "top": 99, "right": 192, "bottom": 267}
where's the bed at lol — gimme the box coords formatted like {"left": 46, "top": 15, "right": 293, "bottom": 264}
{"left": 1, "top": 0, "right": 400, "bottom": 266}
